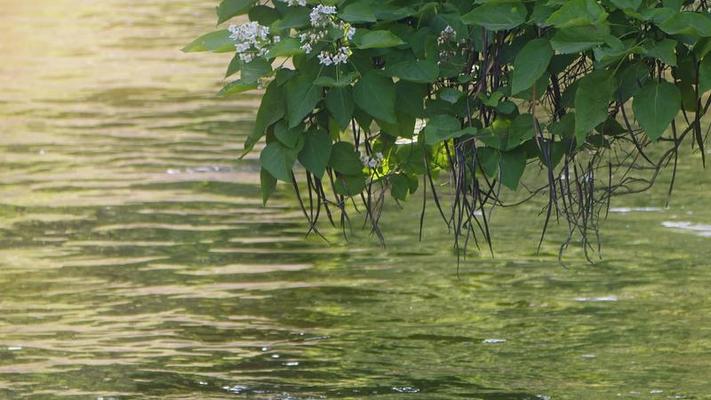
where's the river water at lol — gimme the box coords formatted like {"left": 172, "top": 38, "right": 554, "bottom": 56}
{"left": 1, "top": 1, "right": 711, "bottom": 399}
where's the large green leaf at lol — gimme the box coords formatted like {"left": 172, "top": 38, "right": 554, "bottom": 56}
{"left": 240, "top": 58, "right": 272, "bottom": 84}
{"left": 462, "top": 1, "right": 527, "bottom": 31}
{"left": 182, "top": 30, "right": 234, "bottom": 53}
{"left": 329, "top": 142, "right": 363, "bottom": 175}
{"left": 699, "top": 56, "right": 711, "bottom": 94}
{"left": 298, "top": 130, "right": 332, "bottom": 179}
{"left": 574, "top": 70, "right": 615, "bottom": 144}
{"left": 218, "top": 80, "right": 258, "bottom": 96}
{"left": 267, "top": 37, "right": 304, "bottom": 58}
{"left": 286, "top": 73, "right": 322, "bottom": 128}
{"left": 244, "top": 81, "right": 285, "bottom": 154}
{"left": 500, "top": 148, "right": 527, "bottom": 191}
{"left": 610, "top": 0, "right": 642, "bottom": 10}
{"left": 353, "top": 30, "right": 405, "bottom": 49}
{"left": 423, "top": 115, "right": 461, "bottom": 145}
{"left": 334, "top": 174, "right": 367, "bottom": 196}
{"left": 340, "top": 2, "right": 377, "bottom": 23}
{"left": 632, "top": 81, "right": 681, "bottom": 141}
{"left": 550, "top": 25, "right": 611, "bottom": 54}
{"left": 260, "top": 142, "right": 297, "bottom": 182}
{"left": 260, "top": 168, "right": 277, "bottom": 205}
{"left": 354, "top": 72, "right": 397, "bottom": 123}
{"left": 511, "top": 38, "right": 553, "bottom": 95}
{"left": 217, "top": 0, "right": 257, "bottom": 24}
{"left": 658, "top": 12, "right": 711, "bottom": 38}
{"left": 325, "top": 87, "right": 355, "bottom": 130}
{"left": 385, "top": 59, "right": 439, "bottom": 83}
{"left": 545, "top": 0, "right": 608, "bottom": 28}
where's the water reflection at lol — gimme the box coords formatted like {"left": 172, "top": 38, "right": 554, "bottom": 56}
{"left": 1, "top": 0, "right": 711, "bottom": 399}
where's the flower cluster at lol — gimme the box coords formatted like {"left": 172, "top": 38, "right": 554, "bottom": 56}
{"left": 437, "top": 26, "right": 457, "bottom": 46}
{"left": 228, "top": 22, "right": 279, "bottom": 63}
{"left": 275, "top": 0, "right": 307, "bottom": 6}
{"left": 436, "top": 25, "right": 467, "bottom": 63}
{"left": 309, "top": 4, "right": 338, "bottom": 27}
{"left": 318, "top": 46, "right": 352, "bottom": 66}
{"left": 297, "top": 4, "right": 356, "bottom": 66}
{"left": 361, "top": 152, "right": 384, "bottom": 169}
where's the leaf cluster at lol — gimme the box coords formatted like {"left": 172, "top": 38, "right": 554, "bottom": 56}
{"left": 187, "top": 0, "right": 711, "bottom": 254}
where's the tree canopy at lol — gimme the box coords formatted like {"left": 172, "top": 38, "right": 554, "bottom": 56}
{"left": 186, "top": 0, "right": 711, "bottom": 255}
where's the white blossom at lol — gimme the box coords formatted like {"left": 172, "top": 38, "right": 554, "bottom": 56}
{"left": 228, "top": 22, "right": 275, "bottom": 63}
{"left": 437, "top": 25, "right": 457, "bottom": 45}
{"left": 360, "top": 152, "right": 384, "bottom": 169}
{"left": 310, "top": 4, "right": 338, "bottom": 28}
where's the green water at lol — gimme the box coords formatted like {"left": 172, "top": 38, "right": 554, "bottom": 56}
{"left": 2, "top": 1, "right": 711, "bottom": 399}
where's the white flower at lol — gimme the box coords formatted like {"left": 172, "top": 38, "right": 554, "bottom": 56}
{"left": 228, "top": 22, "right": 277, "bottom": 62}
{"left": 437, "top": 25, "right": 457, "bottom": 45}
{"left": 310, "top": 4, "right": 338, "bottom": 27}
{"left": 301, "top": 43, "right": 313, "bottom": 54}
{"left": 318, "top": 51, "right": 333, "bottom": 66}
{"left": 360, "top": 152, "right": 384, "bottom": 169}
{"left": 346, "top": 26, "right": 356, "bottom": 41}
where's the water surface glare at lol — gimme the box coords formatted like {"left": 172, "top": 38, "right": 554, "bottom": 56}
{"left": 2, "top": 1, "right": 711, "bottom": 399}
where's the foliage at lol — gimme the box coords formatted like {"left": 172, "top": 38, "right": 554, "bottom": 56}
{"left": 187, "top": 0, "right": 711, "bottom": 256}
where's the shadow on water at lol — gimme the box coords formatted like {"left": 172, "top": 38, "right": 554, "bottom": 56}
{"left": 1, "top": 0, "right": 711, "bottom": 399}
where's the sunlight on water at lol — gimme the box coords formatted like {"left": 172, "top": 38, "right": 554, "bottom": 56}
{"left": 1, "top": 1, "right": 711, "bottom": 399}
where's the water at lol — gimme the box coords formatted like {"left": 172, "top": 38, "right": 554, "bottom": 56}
{"left": 1, "top": 1, "right": 711, "bottom": 399}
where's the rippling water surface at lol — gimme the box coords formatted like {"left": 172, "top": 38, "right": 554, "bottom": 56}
{"left": 2, "top": 1, "right": 711, "bottom": 399}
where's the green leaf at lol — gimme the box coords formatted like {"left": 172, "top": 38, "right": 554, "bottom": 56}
{"left": 182, "top": 30, "right": 234, "bottom": 53}
{"left": 632, "top": 81, "right": 681, "bottom": 141}
{"left": 658, "top": 12, "right": 711, "bottom": 38}
{"left": 260, "top": 168, "right": 277, "bottom": 206}
{"left": 298, "top": 129, "right": 332, "bottom": 179}
{"left": 240, "top": 58, "right": 272, "bottom": 84}
{"left": 423, "top": 115, "right": 461, "bottom": 145}
{"left": 217, "top": 0, "right": 257, "bottom": 24}
{"left": 385, "top": 59, "right": 439, "bottom": 83}
{"left": 478, "top": 147, "right": 500, "bottom": 178}
{"left": 244, "top": 81, "right": 285, "bottom": 154}
{"left": 334, "top": 174, "right": 366, "bottom": 196}
{"left": 271, "top": 6, "right": 310, "bottom": 31}
{"left": 610, "top": 0, "right": 642, "bottom": 10}
{"left": 249, "top": 5, "right": 280, "bottom": 26}
{"left": 314, "top": 72, "right": 358, "bottom": 87}
{"left": 462, "top": 1, "right": 527, "bottom": 31}
{"left": 260, "top": 142, "right": 297, "bottom": 182}
{"left": 699, "top": 56, "right": 711, "bottom": 94}
{"left": 511, "top": 38, "right": 553, "bottom": 95}
{"left": 550, "top": 25, "right": 611, "bottom": 54}
{"left": 218, "top": 80, "right": 258, "bottom": 96}
{"left": 574, "top": 70, "right": 615, "bottom": 145}
{"left": 390, "top": 174, "right": 412, "bottom": 201}
{"left": 286, "top": 73, "right": 322, "bottom": 128}
{"left": 396, "top": 81, "right": 427, "bottom": 117}
{"left": 325, "top": 86, "right": 355, "bottom": 130}
{"left": 273, "top": 121, "right": 303, "bottom": 149}
{"left": 354, "top": 72, "right": 397, "bottom": 123}
{"left": 226, "top": 54, "right": 241, "bottom": 78}
{"left": 500, "top": 148, "right": 526, "bottom": 191}
{"left": 644, "top": 39, "right": 677, "bottom": 66}
{"left": 340, "top": 2, "right": 377, "bottom": 23}
{"left": 545, "top": 0, "right": 608, "bottom": 29}
{"left": 267, "top": 37, "right": 304, "bottom": 58}
{"left": 439, "top": 88, "right": 463, "bottom": 104}
{"left": 353, "top": 30, "right": 406, "bottom": 49}
{"left": 329, "top": 142, "right": 363, "bottom": 175}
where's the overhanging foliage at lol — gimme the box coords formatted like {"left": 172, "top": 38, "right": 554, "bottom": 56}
{"left": 187, "top": 0, "right": 711, "bottom": 257}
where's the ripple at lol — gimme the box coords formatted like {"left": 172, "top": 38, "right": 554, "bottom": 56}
{"left": 662, "top": 221, "right": 711, "bottom": 237}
